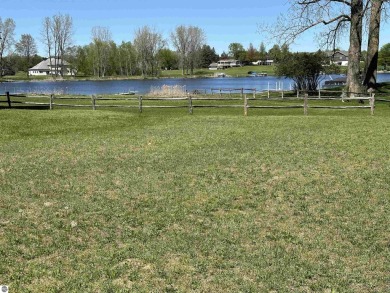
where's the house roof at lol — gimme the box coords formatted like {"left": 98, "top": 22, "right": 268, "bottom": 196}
{"left": 218, "top": 59, "right": 239, "bottom": 62}
{"left": 29, "top": 58, "right": 70, "bottom": 71}
{"left": 325, "top": 50, "right": 348, "bottom": 57}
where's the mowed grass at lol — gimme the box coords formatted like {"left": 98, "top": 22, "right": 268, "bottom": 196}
{"left": 0, "top": 105, "right": 389, "bottom": 292}
{"left": 159, "top": 65, "right": 275, "bottom": 78}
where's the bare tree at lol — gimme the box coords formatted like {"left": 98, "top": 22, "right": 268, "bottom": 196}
{"left": 91, "top": 26, "right": 112, "bottom": 77}
{"left": 41, "top": 17, "right": 53, "bottom": 71}
{"left": 0, "top": 17, "right": 16, "bottom": 77}
{"left": 56, "top": 14, "right": 73, "bottom": 76}
{"left": 15, "top": 34, "right": 38, "bottom": 76}
{"left": 363, "top": 0, "right": 386, "bottom": 88}
{"left": 265, "top": 0, "right": 366, "bottom": 94}
{"left": 171, "top": 25, "right": 189, "bottom": 75}
{"left": 187, "top": 26, "right": 205, "bottom": 74}
{"left": 134, "top": 26, "right": 165, "bottom": 77}
{"left": 171, "top": 25, "right": 205, "bottom": 75}
{"left": 41, "top": 14, "right": 73, "bottom": 77}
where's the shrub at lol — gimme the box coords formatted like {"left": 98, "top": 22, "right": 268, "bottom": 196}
{"left": 276, "top": 51, "right": 327, "bottom": 92}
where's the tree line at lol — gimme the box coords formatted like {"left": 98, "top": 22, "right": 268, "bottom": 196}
{"left": 0, "top": 13, "right": 328, "bottom": 80}
{"left": 0, "top": 15, "right": 294, "bottom": 78}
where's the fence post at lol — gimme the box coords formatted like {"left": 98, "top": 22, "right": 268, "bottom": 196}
{"left": 241, "top": 88, "right": 244, "bottom": 100}
{"left": 50, "top": 94, "right": 54, "bottom": 110}
{"left": 139, "top": 95, "right": 143, "bottom": 113}
{"left": 267, "top": 83, "right": 270, "bottom": 99}
{"left": 244, "top": 94, "right": 248, "bottom": 116}
{"left": 281, "top": 88, "right": 284, "bottom": 99}
{"left": 297, "top": 89, "right": 299, "bottom": 98}
{"left": 253, "top": 89, "right": 256, "bottom": 99}
{"left": 91, "top": 94, "right": 96, "bottom": 110}
{"left": 188, "top": 95, "right": 193, "bottom": 114}
{"left": 341, "top": 89, "right": 346, "bottom": 102}
{"left": 318, "top": 87, "right": 321, "bottom": 99}
{"left": 304, "top": 92, "right": 308, "bottom": 115}
{"left": 6, "top": 91, "right": 11, "bottom": 108}
{"left": 370, "top": 94, "right": 375, "bottom": 115}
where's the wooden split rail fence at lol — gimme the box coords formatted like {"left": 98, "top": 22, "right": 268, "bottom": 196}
{"left": 1, "top": 90, "right": 376, "bottom": 115}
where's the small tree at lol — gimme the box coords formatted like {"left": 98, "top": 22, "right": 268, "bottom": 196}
{"left": 15, "top": 34, "right": 38, "bottom": 76}
{"left": 276, "top": 51, "right": 326, "bottom": 92}
{"left": 0, "top": 17, "right": 16, "bottom": 77}
{"left": 246, "top": 43, "right": 259, "bottom": 63}
{"left": 259, "top": 42, "right": 267, "bottom": 61}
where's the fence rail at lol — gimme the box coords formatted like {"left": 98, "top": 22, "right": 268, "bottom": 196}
{"left": 1, "top": 89, "right": 377, "bottom": 115}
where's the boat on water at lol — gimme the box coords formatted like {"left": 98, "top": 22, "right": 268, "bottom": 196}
{"left": 215, "top": 72, "right": 228, "bottom": 78}
{"left": 324, "top": 76, "right": 346, "bottom": 87}
{"left": 247, "top": 71, "right": 267, "bottom": 77}
{"left": 115, "top": 90, "right": 138, "bottom": 95}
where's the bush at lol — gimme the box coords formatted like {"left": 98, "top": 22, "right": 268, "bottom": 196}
{"left": 276, "top": 51, "right": 326, "bottom": 92}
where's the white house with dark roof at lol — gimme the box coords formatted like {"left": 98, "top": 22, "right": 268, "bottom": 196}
{"left": 209, "top": 60, "right": 242, "bottom": 70}
{"left": 328, "top": 50, "right": 349, "bottom": 66}
{"left": 217, "top": 59, "right": 242, "bottom": 69}
{"left": 28, "top": 58, "right": 76, "bottom": 76}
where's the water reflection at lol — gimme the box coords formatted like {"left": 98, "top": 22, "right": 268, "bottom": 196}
{"left": 1, "top": 74, "right": 390, "bottom": 95}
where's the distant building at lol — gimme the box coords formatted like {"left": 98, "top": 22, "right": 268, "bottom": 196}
{"left": 29, "top": 58, "right": 76, "bottom": 76}
{"left": 208, "top": 62, "right": 219, "bottom": 70}
{"left": 252, "top": 60, "right": 274, "bottom": 66}
{"left": 209, "top": 59, "right": 242, "bottom": 70}
{"left": 328, "top": 50, "right": 349, "bottom": 66}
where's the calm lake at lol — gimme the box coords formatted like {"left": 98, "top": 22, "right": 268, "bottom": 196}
{"left": 1, "top": 74, "right": 390, "bottom": 95}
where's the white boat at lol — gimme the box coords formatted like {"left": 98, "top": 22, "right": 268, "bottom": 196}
{"left": 115, "top": 90, "right": 138, "bottom": 95}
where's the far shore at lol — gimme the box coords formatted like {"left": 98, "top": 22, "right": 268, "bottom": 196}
{"left": 0, "top": 65, "right": 279, "bottom": 82}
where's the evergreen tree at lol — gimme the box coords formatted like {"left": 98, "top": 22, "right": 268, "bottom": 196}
{"left": 198, "top": 45, "right": 219, "bottom": 68}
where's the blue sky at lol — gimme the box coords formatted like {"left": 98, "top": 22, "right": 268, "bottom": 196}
{"left": 1, "top": 0, "right": 388, "bottom": 57}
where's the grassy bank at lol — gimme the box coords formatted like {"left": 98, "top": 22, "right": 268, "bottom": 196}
{"left": 0, "top": 105, "right": 389, "bottom": 292}
{"left": 160, "top": 65, "right": 276, "bottom": 78}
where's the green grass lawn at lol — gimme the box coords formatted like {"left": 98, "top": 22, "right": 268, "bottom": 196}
{"left": 0, "top": 104, "right": 389, "bottom": 292}
{"left": 160, "top": 65, "right": 275, "bottom": 78}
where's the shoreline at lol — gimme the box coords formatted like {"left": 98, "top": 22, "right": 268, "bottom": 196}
{"left": 0, "top": 75, "right": 220, "bottom": 83}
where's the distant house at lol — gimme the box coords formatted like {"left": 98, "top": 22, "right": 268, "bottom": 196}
{"left": 328, "top": 50, "right": 349, "bottom": 66}
{"left": 216, "top": 59, "right": 242, "bottom": 69}
{"left": 208, "top": 62, "right": 218, "bottom": 70}
{"left": 29, "top": 58, "right": 76, "bottom": 76}
{"left": 252, "top": 60, "right": 274, "bottom": 66}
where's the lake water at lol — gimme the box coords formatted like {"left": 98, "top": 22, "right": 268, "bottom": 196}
{"left": 1, "top": 74, "right": 390, "bottom": 95}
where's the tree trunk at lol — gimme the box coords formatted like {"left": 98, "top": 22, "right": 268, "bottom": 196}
{"left": 363, "top": 0, "right": 383, "bottom": 89}
{"left": 346, "top": 0, "right": 363, "bottom": 95}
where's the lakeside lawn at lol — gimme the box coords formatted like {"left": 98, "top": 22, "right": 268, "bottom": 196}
{"left": 0, "top": 104, "right": 389, "bottom": 292}
{"left": 159, "top": 65, "right": 276, "bottom": 78}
